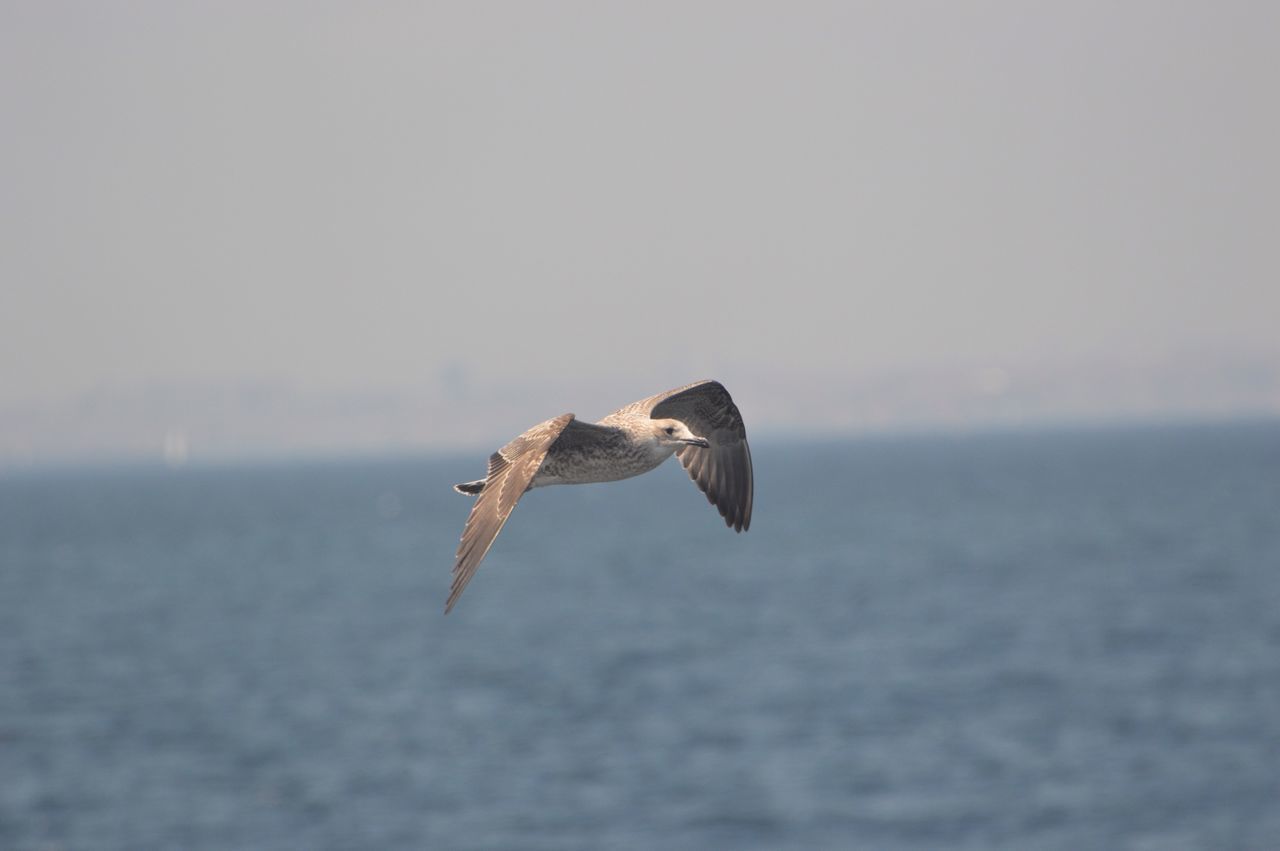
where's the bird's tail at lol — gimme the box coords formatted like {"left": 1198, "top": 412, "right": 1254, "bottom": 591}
{"left": 453, "top": 479, "right": 486, "bottom": 495}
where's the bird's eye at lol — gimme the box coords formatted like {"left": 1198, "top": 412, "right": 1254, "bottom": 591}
{"left": 664, "top": 427, "right": 674, "bottom": 435}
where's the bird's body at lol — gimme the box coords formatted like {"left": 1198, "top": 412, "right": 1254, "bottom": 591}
{"left": 446, "top": 379, "right": 753, "bottom": 612}
{"left": 534, "top": 420, "right": 671, "bottom": 486}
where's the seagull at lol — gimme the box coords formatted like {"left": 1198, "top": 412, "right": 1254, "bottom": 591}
{"left": 446, "top": 379, "right": 753, "bottom": 612}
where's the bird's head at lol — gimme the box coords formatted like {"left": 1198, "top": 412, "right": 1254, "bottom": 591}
{"left": 652, "top": 418, "right": 710, "bottom": 448}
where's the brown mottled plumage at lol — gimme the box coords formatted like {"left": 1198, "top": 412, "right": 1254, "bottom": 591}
{"left": 446, "top": 380, "right": 753, "bottom": 612}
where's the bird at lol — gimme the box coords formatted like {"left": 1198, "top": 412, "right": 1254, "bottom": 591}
{"left": 446, "top": 379, "right": 753, "bottom": 612}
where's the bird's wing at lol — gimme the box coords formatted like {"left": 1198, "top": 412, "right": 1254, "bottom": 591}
{"left": 447, "top": 413, "right": 575, "bottom": 613}
{"left": 647, "top": 380, "right": 753, "bottom": 532}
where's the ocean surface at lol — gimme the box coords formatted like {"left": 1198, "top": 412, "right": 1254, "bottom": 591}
{"left": 2, "top": 422, "right": 1279, "bottom": 850}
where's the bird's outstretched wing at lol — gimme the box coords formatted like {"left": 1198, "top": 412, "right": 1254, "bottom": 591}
{"left": 647, "top": 380, "right": 753, "bottom": 532}
{"left": 447, "top": 413, "right": 575, "bottom": 613}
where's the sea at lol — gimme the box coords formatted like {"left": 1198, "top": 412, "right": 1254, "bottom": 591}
{"left": 2, "top": 422, "right": 1278, "bottom": 850}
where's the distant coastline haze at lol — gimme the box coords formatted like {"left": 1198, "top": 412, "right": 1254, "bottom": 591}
{"left": 2, "top": 2, "right": 1276, "bottom": 467}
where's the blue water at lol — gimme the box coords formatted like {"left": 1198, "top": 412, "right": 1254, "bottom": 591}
{"left": 2, "top": 423, "right": 1279, "bottom": 850}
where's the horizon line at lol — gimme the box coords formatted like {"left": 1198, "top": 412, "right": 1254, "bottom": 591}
{"left": 4, "top": 409, "right": 1277, "bottom": 479}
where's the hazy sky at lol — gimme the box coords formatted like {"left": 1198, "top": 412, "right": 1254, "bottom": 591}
{"left": 2, "top": 2, "right": 1277, "bottom": 461}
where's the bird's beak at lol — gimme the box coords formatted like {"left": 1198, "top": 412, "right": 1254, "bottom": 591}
{"left": 682, "top": 437, "right": 711, "bottom": 448}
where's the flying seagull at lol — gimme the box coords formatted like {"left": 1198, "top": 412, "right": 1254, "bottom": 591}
{"left": 446, "top": 379, "right": 753, "bottom": 612}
